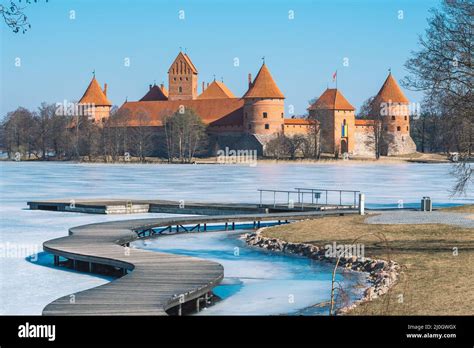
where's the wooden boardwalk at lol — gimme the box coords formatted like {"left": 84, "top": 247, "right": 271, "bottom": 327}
{"left": 28, "top": 198, "right": 354, "bottom": 215}
{"left": 42, "top": 210, "right": 356, "bottom": 316}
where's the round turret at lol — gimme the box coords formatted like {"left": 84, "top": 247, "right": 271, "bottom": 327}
{"left": 243, "top": 63, "right": 285, "bottom": 135}
{"left": 374, "top": 72, "right": 416, "bottom": 155}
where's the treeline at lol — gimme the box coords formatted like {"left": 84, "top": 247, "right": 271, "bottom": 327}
{"left": 1, "top": 104, "right": 71, "bottom": 160}
{"left": 403, "top": 0, "right": 473, "bottom": 193}
{"left": 410, "top": 113, "right": 472, "bottom": 154}
{"left": 0, "top": 103, "right": 208, "bottom": 162}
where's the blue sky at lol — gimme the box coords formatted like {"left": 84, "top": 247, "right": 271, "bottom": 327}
{"left": 1, "top": 0, "right": 440, "bottom": 117}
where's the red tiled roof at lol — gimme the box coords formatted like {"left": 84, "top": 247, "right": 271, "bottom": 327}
{"left": 308, "top": 88, "right": 354, "bottom": 111}
{"left": 244, "top": 63, "right": 284, "bottom": 99}
{"left": 139, "top": 84, "right": 168, "bottom": 101}
{"left": 284, "top": 118, "right": 312, "bottom": 125}
{"left": 197, "top": 80, "right": 236, "bottom": 99}
{"left": 119, "top": 99, "right": 244, "bottom": 127}
{"left": 374, "top": 73, "right": 409, "bottom": 104}
{"left": 168, "top": 52, "right": 198, "bottom": 74}
{"left": 355, "top": 119, "right": 375, "bottom": 126}
{"left": 161, "top": 85, "right": 169, "bottom": 98}
{"left": 79, "top": 77, "right": 112, "bottom": 106}
{"left": 183, "top": 53, "right": 198, "bottom": 74}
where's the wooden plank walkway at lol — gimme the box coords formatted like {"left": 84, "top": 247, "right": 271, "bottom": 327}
{"left": 42, "top": 210, "right": 357, "bottom": 316}
{"left": 28, "top": 198, "right": 354, "bottom": 215}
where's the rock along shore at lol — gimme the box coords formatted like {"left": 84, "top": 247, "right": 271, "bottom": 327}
{"left": 243, "top": 228, "right": 401, "bottom": 315}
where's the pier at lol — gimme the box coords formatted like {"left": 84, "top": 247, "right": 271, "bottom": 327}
{"left": 40, "top": 208, "right": 357, "bottom": 315}
{"left": 28, "top": 188, "right": 363, "bottom": 215}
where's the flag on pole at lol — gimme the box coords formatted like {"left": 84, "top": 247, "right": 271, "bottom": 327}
{"left": 332, "top": 71, "right": 337, "bottom": 82}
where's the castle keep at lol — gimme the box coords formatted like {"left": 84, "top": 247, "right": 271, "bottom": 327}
{"left": 77, "top": 52, "right": 416, "bottom": 157}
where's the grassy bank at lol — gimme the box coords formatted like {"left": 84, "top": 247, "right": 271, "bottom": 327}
{"left": 260, "top": 210, "right": 474, "bottom": 315}
{"left": 440, "top": 205, "right": 474, "bottom": 213}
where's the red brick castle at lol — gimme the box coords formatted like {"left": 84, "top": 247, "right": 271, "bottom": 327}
{"left": 77, "top": 52, "right": 416, "bottom": 157}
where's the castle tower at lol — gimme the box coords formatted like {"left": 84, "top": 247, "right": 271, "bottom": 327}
{"left": 243, "top": 63, "right": 285, "bottom": 135}
{"left": 308, "top": 88, "right": 355, "bottom": 155}
{"left": 373, "top": 72, "right": 416, "bottom": 155}
{"left": 78, "top": 75, "right": 112, "bottom": 124}
{"left": 168, "top": 52, "right": 198, "bottom": 100}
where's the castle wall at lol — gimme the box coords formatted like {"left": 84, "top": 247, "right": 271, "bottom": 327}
{"left": 384, "top": 132, "right": 417, "bottom": 156}
{"left": 283, "top": 123, "right": 311, "bottom": 136}
{"left": 310, "top": 109, "right": 334, "bottom": 153}
{"left": 84, "top": 105, "right": 110, "bottom": 124}
{"left": 207, "top": 124, "right": 245, "bottom": 134}
{"left": 379, "top": 102, "right": 416, "bottom": 155}
{"left": 310, "top": 109, "right": 355, "bottom": 154}
{"left": 244, "top": 98, "right": 284, "bottom": 135}
{"left": 380, "top": 103, "right": 411, "bottom": 134}
{"left": 354, "top": 124, "right": 376, "bottom": 157}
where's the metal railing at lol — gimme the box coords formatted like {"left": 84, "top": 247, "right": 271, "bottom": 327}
{"left": 258, "top": 188, "right": 360, "bottom": 210}
{"left": 295, "top": 188, "right": 360, "bottom": 207}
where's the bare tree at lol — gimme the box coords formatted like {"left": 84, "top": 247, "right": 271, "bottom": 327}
{"left": 50, "top": 111, "right": 72, "bottom": 159}
{"left": 36, "top": 103, "right": 54, "bottom": 159}
{"left": 1, "top": 107, "right": 34, "bottom": 159}
{"left": 403, "top": 0, "right": 473, "bottom": 193}
{"left": 163, "top": 108, "right": 207, "bottom": 163}
{"left": 265, "top": 134, "right": 290, "bottom": 159}
{"left": 287, "top": 134, "right": 306, "bottom": 159}
{"left": 305, "top": 116, "right": 321, "bottom": 159}
{"left": 1, "top": 0, "right": 46, "bottom": 34}
{"left": 358, "top": 96, "right": 386, "bottom": 159}
{"left": 127, "top": 109, "right": 155, "bottom": 162}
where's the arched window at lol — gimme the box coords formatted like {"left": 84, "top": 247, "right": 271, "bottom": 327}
{"left": 263, "top": 112, "right": 268, "bottom": 118}
{"left": 178, "top": 86, "right": 182, "bottom": 93}
{"left": 397, "top": 126, "right": 401, "bottom": 131}
{"left": 265, "top": 124, "right": 269, "bottom": 130}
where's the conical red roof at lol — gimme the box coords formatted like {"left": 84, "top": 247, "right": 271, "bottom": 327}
{"left": 374, "top": 73, "right": 409, "bottom": 104}
{"left": 79, "top": 76, "right": 112, "bottom": 106}
{"left": 308, "top": 88, "right": 354, "bottom": 111}
{"left": 244, "top": 63, "right": 284, "bottom": 99}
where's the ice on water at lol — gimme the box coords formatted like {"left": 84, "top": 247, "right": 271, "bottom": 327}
{"left": 135, "top": 230, "right": 364, "bottom": 315}
{"left": 0, "top": 162, "right": 471, "bottom": 314}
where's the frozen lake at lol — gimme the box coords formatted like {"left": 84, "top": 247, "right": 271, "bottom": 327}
{"left": 0, "top": 161, "right": 471, "bottom": 315}
{"left": 134, "top": 230, "right": 365, "bottom": 315}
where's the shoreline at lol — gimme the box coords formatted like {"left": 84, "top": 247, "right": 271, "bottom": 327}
{"left": 0, "top": 155, "right": 451, "bottom": 165}
{"left": 253, "top": 210, "right": 473, "bottom": 315}
{"left": 243, "top": 227, "right": 401, "bottom": 315}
